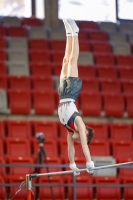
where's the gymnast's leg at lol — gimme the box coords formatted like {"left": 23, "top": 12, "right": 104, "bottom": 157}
{"left": 60, "top": 20, "right": 72, "bottom": 79}
{"left": 66, "top": 19, "right": 79, "bottom": 78}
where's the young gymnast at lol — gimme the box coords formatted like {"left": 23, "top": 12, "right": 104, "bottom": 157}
{"left": 58, "top": 19, "right": 94, "bottom": 175}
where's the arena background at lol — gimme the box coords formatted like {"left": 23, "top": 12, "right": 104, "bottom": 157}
{"left": 0, "top": 0, "right": 133, "bottom": 199}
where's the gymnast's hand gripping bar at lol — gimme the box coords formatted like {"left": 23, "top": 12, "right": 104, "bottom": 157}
{"left": 26, "top": 161, "right": 133, "bottom": 200}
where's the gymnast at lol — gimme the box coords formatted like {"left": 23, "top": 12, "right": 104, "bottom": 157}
{"left": 58, "top": 19, "right": 94, "bottom": 175}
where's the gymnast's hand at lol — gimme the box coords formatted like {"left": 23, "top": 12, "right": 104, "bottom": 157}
{"left": 69, "top": 162, "right": 80, "bottom": 176}
{"left": 86, "top": 161, "right": 94, "bottom": 175}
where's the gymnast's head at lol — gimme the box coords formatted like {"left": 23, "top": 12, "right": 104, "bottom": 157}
{"left": 85, "top": 126, "right": 94, "bottom": 145}
{"left": 72, "top": 126, "right": 94, "bottom": 145}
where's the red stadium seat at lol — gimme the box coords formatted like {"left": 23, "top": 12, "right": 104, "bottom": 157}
{"left": 58, "top": 123, "right": 67, "bottom": 139}
{"left": 121, "top": 80, "right": 133, "bottom": 94}
{"left": 0, "top": 37, "right": 6, "bottom": 48}
{"left": 68, "top": 177, "right": 93, "bottom": 200}
{"left": 125, "top": 94, "right": 133, "bottom": 117}
{"left": 50, "top": 39, "right": 66, "bottom": 51}
{"left": 119, "top": 67, "right": 133, "bottom": 80}
{"left": 0, "top": 27, "right": 6, "bottom": 37}
{"left": 29, "top": 50, "right": 51, "bottom": 62}
{"left": 32, "top": 138, "right": 58, "bottom": 158}
{"left": 78, "top": 21, "right": 98, "bottom": 30}
{"left": 82, "top": 78, "right": 99, "bottom": 93}
{"left": 5, "top": 138, "right": 31, "bottom": 156}
{"left": 103, "top": 93, "right": 124, "bottom": 117}
{"left": 78, "top": 65, "right": 96, "bottom": 79}
{"left": 95, "top": 177, "right": 121, "bottom": 200}
{"left": 32, "top": 90, "right": 55, "bottom": 114}
{"left": 0, "top": 75, "right": 8, "bottom": 89}
{"left": 28, "top": 39, "right": 49, "bottom": 50}
{"left": 115, "top": 55, "right": 133, "bottom": 66}
{"left": 7, "top": 156, "right": 34, "bottom": 175}
{"left": 109, "top": 123, "right": 132, "bottom": 140}
{"left": 52, "top": 63, "right": 61, "bottom": 76}
{"left": 88, "top": 30, "right": 108, "bottom": 41}
{"left": 85, "top": 122, "right": 109, "bottom": 139}
{"left": 21, "top": 17, "right": 42, "bottom": 26}
{"left": 8, "top": 76, "right": 31, "bottom": 90}
{"left": 79, "top": 40, "right": 91, "bottom": 52}
{"left": 78, "top": 30, "right": 88, "bottom": 40}
{"left": 0, "top": 62, "right": 7, "bottom": 75}
{"left": 31, "top": 76, "right": 54, "bottom": 91}
{"left": 0, "top": 140, "right": 4, "bottom": 156}
{"left": 51, "top": 51, "right": 64, "bottom": 63}
{"left": 6, "top": 120, "right": 32, "bottom": 138}
{"left": 80, "top": 92, "right": 102, "bottom": 116}
{"left": 0, "top": 176, "right": 6, "bottom": 200}
{"left": 32, "top": 121, "right": 58, "bottom": 139}
{"left": 39, "top": 176, "right": 64, "bottom": 200}
{"left": 111, "top": 140, "right": 133, "bottom": 160}
{"left": 123, "top": 177, "right": 133, "bottom": 200}
{"left": 91, "top": 41, "right": 112, "bottom": 53}
{"left": 0, "top": 49, "right": 6, "bottom": 61}
{"left": 8, "top": 89, "right": 31, "bottom": 114}
{"left": 97, "top": 66, "right": 118, "bottom": 79}
{"left": 6, "top": 26, "right": 27, "bottom": 37}
{"left": 100, "top": 79, "right": 121, "bottom": 93}
{"left": 118, "top": 158, "right": 133, "bottom": 177}
{"left": 94, "top": 53, "right": 115, "bottom": 65}
{"left": 89, "top": 139, "right": 110, "bottom": 156}
{"left": 0, "top": 121, "right": 5, "bottom": 138}
{"left": 30, "top": 62, "right": 52, "bottom": 76}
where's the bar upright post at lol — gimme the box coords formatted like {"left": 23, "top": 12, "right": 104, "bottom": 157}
{"left": 26, "top": 174, "right": 32, "bottom": 200}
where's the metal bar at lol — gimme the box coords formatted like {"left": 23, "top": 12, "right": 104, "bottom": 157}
{"left": 1, "top": 183, "right": 133, "bottom": 187}
{"left": 0, "top": 163, "right": 133, "bottom": 168}
{"left": 30, "top": 161, "right": 133, "bottom": 178}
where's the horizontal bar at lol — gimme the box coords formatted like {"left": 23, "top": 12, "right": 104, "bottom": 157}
{"left": 30, "top": 161, "right": 133, "bottom": 178}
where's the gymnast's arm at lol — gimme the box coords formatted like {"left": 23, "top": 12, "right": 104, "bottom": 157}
{"left": 74, "top": 116, "right": 92, "bottom": 162}
{"left": 67, "top": 132, "right": 75, "bottom": 164}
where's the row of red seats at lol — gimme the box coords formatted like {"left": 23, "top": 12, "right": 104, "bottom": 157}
{"left": 0, "top": 175, "right": 133, "bottom": 200}
{"left": 0, "top": 138, "right": 133, "bottom": 159}
{"left": 29, "top": 39, "right": 111, "bottom": 52}
{"left": 1, "top": 48, "right": 133, "bottom": 64}
{"left": 0, "top": 16, "right": 42, "bottom": 26}
{"left": 0, "top": 62, "right": 133, "bottom": 80}
{"left": 0, "top": 120, "right": 133, "bottom": 140}
{"left": 0, "top": 75, "right": 133, "bottom": 94}
{"left": 41, "top": 52, "right": 133, "bottom": 65}
{"left": 28, "top": 39, "right": 133, "bottom": 53}
{"left": 0, "top": 26, "right": 108, "bottom": 40}
{"left": 1, "top": 89, "right": 133, "bottom": 116}
{"left": 1, "top": 36, "right": 133, "bottom": 54}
